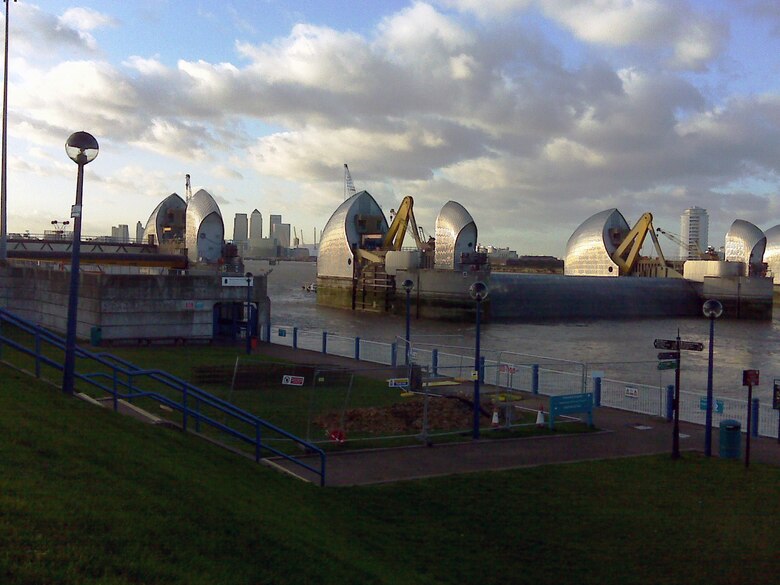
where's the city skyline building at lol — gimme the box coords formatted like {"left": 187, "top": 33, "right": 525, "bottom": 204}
{"left": 135, "top": 221, "right": 144, "bottom": 244}
{"left": 680, "top": 207, "right": 709, "bottom": 259}
{"left": 111, "top": 224, "right": 130, "bottom": 243}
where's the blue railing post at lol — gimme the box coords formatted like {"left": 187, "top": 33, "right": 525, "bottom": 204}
{"left": 532, "top": 364, "right": 539, "bottom": 395}
{"left": 665, "top": 384, "right": 674, "bottom": 422}
{"left": 355, "top": 337, "right": 360, "bottom": 360}
{"left": 112, "top": 368, "right": 118, "bottom": 412}
{"left": 182, "top": 383, "right": 188, "bottom": 431}
{"left": 255, "top": 422, "right": 262, "bottom": 462}
{"left": 265, "top": 321, "right": 271, "bottom": 343}
{"left": 479, "top": 356, "right": 485, "bottom": 383}
{"left": 751, "top": 398, "right": 759, "bottom": 437}
{"left": 432, "top": 349, "right": 439, "bottom": 377}
{"left": 34, "top": 330, "right": 41, "bottom": 378}
{"left": 391, "top": 342, "right": 397, "bottom": 367}
{"left": 594, "top": 376, "right": 602, "bottom": 407}
{"left": 322, "top": 331, "right": 327, "bottom": 354}
{"left": 293, "top": 327, "right": 298, "bottom": 349}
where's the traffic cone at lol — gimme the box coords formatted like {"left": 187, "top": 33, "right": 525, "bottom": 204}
{"left": 491, "top": 409, "right": 499, "bottom": 427}
{"left": 536, "top": 408, "right": 545, "bottom": 427}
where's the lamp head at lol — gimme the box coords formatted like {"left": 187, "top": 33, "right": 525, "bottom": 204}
{"left": 702, "top": 299, "right": 723, "bottom": 319}
{"left": 65, "top": 131, "right": 99, "bottom": 166}
{"left": 469, "top": 281, "right": 489, "bottom": 301}
{"left": 245, "top": 272, "right": 253, "bottom": 279}
{"left": 402, "top": 278, "right": 414, "bottom": 292}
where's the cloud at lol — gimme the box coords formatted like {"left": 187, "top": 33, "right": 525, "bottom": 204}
{"left": 59, "top": 7, "right": 118, "bottom": 32}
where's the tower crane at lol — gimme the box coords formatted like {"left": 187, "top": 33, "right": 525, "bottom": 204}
{"left": 344, "top": 164, "right": 356, "bottom": 199}
{"left": 655, "top": 227, "right": 708, "bottom": 259}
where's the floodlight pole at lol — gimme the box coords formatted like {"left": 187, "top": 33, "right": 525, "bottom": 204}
{"left": 0, "top": 1, "right": 15, "bottom": 263}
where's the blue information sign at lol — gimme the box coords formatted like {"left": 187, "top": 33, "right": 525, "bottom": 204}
{"left": 549, "top": 393, "right": 594, "bottom": 430}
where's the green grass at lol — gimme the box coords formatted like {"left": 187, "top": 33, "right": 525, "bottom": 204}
{"left": 1, "top": 364, "right": 779, "bottom": 584}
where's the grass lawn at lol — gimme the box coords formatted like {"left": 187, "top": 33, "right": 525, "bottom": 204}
{"left": 1, "top": 364, "right": 779, "bottom": 585}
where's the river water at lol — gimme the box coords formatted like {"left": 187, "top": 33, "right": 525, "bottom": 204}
{"left": 247, "top": 259, "right": 779, "bottom": 403}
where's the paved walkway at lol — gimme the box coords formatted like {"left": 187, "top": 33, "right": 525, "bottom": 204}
{"left": 257, "top": 343, "right": 780, "bottom": 487}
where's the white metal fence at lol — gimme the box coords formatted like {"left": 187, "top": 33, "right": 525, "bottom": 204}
{"left": 260, "top": 322, "right": 780, "bottom": 439}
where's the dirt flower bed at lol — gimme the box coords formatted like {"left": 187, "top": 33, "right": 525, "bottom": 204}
{"left": 314, "top": 396, "right": 494, "bottom": 435}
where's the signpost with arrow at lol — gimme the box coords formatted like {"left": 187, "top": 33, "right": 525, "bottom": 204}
{"left": 654, "top": 332, "right": 704, "bottom": 459}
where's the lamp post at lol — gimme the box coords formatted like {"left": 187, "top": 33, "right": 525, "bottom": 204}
{"left": 469, "top": 281, "right": 488, "bottom": 440}
{"left": 245, "top": 272, "right": 253, "bottom": 355}
{"left": 61, "top": 131, "right": 98, "bottom": 395}
{"left": 702, "top": 299, "right": 723, "bottom": 457}
{"left": 402, "top": 278, "right": 414, "bottom": 365}
{"left": 0, "top": 1, "right": 16, "bottom": 263}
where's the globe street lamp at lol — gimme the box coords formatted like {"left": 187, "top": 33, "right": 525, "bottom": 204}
{"left": 469, "top": 281, "right": 488, "bottom": 439}
{"left": 245, "top": 272, "right": 254, "bottom": 355}
{"left": 402, "top": 278, "right": 414, "bottom": 365}
{"left": 702, "top": 299, "right": 723, "bottom": 457}
{"left": 62, "top": 131, "right": 98, "bottom": 395}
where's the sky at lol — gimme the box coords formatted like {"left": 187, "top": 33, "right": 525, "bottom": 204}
{"left": 4, "top": 0, "right": 780, "bottom": 257}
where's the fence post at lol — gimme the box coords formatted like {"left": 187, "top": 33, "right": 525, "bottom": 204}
{"left": 265, "top": 321, "right": 271, "bottom": 343}
{"left": 391, "top": 342, "right": 397, "bottom": 367}
{"left": 665, "top": 384, "right": 674, "bottom": 422}
{"left": 432, "top": 349, "right": 438, "bottom": 377}
{"left": 293, "top": 327, "right": 298, "bottom": 349}
{"left": 34, "top": 330, "right": 41, "bottom": 378}
{"left": 354, "top": 337, "right": 360, "bottom": 361}
{"left": 532, "top": 364, "right": 539, "bottom": 395}
{"left": 322, "top": 331, "right": 327, "bottom": 354}
{"left": 751, "top": 398, "right": 759, "bottom": 437}
{"left": 479, "top": 356, "right": 485, "bottom": 384}
{"left": 594, "top": 377, "right": 602, "bottom": 407}
{"left": 182, "top": 383, "right": 188, "bottom": 431}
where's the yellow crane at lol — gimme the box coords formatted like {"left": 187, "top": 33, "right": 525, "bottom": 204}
{"left": 611, "top": 212, "right": 681, "bottom": 277}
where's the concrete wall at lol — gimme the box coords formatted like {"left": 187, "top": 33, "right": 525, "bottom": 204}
{"left": 703, "top": 276, "right": 773, "bottom": 320}
{"left": 0, "top": 266, "right": 270, "bottom": 341}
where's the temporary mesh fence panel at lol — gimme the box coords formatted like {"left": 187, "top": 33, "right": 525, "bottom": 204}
{"left": 358, "top": 339, "right": 393, "bottom": 365}
{"left": 327, "top": 335, "right": 355, "bottom": 359}
{"left": 297, "top": 329, "right": 322, "bottom": 352}
{"left": 600, "top": 379, "right": 665, "bottom": 417}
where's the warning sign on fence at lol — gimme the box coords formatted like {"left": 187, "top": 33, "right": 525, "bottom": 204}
{"left": 282, "top": 375, "right": 305, "bottom": 386}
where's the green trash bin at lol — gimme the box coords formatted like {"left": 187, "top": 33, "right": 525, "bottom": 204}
{"left": 90, "top": 326, "right": 102, "bottom": 347}
{"left": 719, "top": 419, "right": 741, "bottom": 459}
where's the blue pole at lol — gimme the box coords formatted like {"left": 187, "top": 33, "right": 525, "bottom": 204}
{"left": 705, "top": 314, "right": 715, "bottom": 456}
{"left": 322, "top": 331, "right": 327, "bottom": 354}
{"left": 473, "top": 299, "right": 482, "bottom": 440}
{"left": 665, "top": 384, "right": 674, "bottom": 422}
{"left": 594, "top": 376, "right": 602, "bottom": 407}
{"left": 245, "top": 275, "right": 252, "bottom": 355}
{"left": 391, "top": 342, "right": 397, "bottom": 368}
{"left": 405, "top": 288, "right": 411, "bottom": 366}
{"left": 265, "top": 321, "right": 271, "bottom": 343}
{"left": 355, "top": 336, "right": 360, "bottom": 361}
{"left": 532, "top": 364, "right": 539, "bottom": 395}
{"left": 62, "top": 162, "right": 85, "bottom": 395}
{"left": 293, "top": 327, "right": 298, "bottom": 349}
{"left": 432, "top": 349, "right": 438, "bottom": 377}
{"left": 751, "top": 398, "right": 759, "bottom": 438}
{"left": 479, "top": 355, "right": 485, "bottom": 383}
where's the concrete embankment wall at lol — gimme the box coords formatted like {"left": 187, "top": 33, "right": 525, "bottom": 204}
{"left": 0, "top": 265, "right": 270, "bottom": 341}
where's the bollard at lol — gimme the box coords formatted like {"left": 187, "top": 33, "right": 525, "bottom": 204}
{"left": 751, "top": 398, "right": 760, "bottom": 438}
{"left": 665, "top": 384, "right": 674, "bottom": 422}
{"left": 293, "top": 327, "right": 298, "bottom": 349}
{"left": 355, "top": 337, "right": 360, "bottom": 360}
{"left": 594, "top": 376, "right": 602, "bottom": 407}
{"left": 322, "top": 331, "right": 327, "bottom": 354}
{"left": 532, "top": 364, "right": 539, "bottom": 395}
{"left": 432, "top": 349, "right": 439, "bottom": 377}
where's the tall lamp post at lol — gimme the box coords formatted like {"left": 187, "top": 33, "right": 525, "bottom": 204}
{"left": 245, "top": 271, "right": 253, "bottom": 355}
{"left": 62, "top": 131, "right": 98, "bottom": 395}
{"left": 702, "top": 299, "right": 723, "bottom": 457}
{"left": 0, "top": 0, "right": 17, "bottom": 263}
{"left": 469, "top": 281, "right": 488, "bottom": 439}
{"left": 402, "top": 278, "right": 414, "bottom": 365}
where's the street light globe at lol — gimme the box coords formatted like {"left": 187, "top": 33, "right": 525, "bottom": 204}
{"left": 702, "top": 299, "right": 723, "bottom": 319}
{"left": 402, "top": 278, "right": 414, "bottom": 292}
{"left": 469, "top": 281, "right": 489, "bottom": 301}
{"left": 65, "top": 131, "right": 99, "bottom": 165}
{"left": 245, "top": 272, "right": 253, "bottom": 279}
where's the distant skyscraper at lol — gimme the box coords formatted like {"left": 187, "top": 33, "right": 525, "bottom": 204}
{"left": 135, "top": 221, "right": 144, "bottom": 244}
{"left": 111, "top": 224, "right": 130, "bottom": 243}
{"left": 233, "top": 213, "right": 248, "bottom": 242}
{"left": 275, "top": 223, "right": 291, "bottom": 248}
{"left": 269, "top": 214, "right": 282, "bottom": 239}
{"left": 250, "top": 209, "right": 263, "bottom": 240}
{"left": 680, "top": 207, "right": 708, "bottom": 259}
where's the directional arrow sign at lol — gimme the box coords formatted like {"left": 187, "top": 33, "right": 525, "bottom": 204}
{"left": 654, "top": 339, "right": 677, "bottom": 350}
{"left": 657, "top": 360, "right": 677, "bottom": 371}
{"left": 679, "top": 341, "right": 704, "bottom": 351}
{"left": 657, "top": 351, "right": 680, "bottom": 360}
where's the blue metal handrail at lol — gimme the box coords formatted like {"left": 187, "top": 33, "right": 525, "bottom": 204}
{"left": 0, "top": 307, "right": 326, "bottom": 486}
